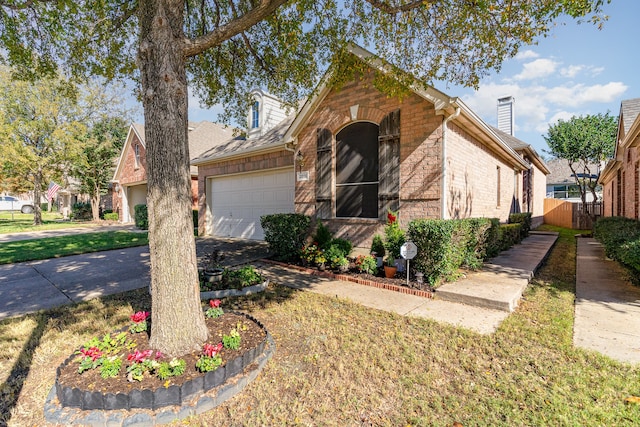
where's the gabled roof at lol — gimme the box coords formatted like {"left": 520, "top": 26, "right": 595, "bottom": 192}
{"left": 491, "top": 127, "right": 550, "bottom": 175}
{"left": 191, "top": 114, "right": 295, "bottom": 165}
{"left": 601, "top": 98, "right": 640, "bottom": 184}
{"left": 547, "top": 158, "right": 601, "bottom": 185}
{"left": 282, "top": 43, "right": 530, "bottom": 171}
{"left": 620, "top": 98, "right": 640, "bottom": 138}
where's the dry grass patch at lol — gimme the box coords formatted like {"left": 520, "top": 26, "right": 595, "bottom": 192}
{"left": 2, "top": 226, "right": 640, "bottom": 426}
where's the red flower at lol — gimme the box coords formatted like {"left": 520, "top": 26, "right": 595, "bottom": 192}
{"left": 130, "top": 311, "right": 150, "bottom": 323}
{"left": 387, "top": 212, "right": 397, "bottom": 224}
{"left": 209, "top": 299, "right": 221, "bottom": 308}
{"left": 80, "top": 346, "right": 102, "bottom": 361}
{"left": 127, "top": 349, "right": 153, "bottom": 363}
{"left": 203, "top": 342, "right": 223, "bottom": 357}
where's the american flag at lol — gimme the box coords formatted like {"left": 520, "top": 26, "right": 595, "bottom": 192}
{"left": 47, "top": 181, "right": 61, "bottom": 202}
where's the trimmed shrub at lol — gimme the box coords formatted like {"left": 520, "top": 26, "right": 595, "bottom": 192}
{"left": 313, "top": 222, "right": 333, "bottom": 250}
{"left": 41, "top": 203, "right": 48, "bottom": 212}
{"left": 370, "top": 234, "right": 385, "bottom": 257}
{"left": 498, "top": 223, "right": 522, "bottom": 250}
{"left": 485, "top": 218, "right": 502, "bottom": 258}
{"left": 134, "top": 204, "right": 148, "bottom": 230}
{"left": 104, "top": 212, "right": 119, "bottom": 221}
{"left": 408, "top": 219, "right": 459, "bottom": 286}
{"left": 509, "top": 212, "right": 532, "bottom": 240}
{"left": 260, "top": 213, "right": 311, "bottom": 262}
{"left": 329, "top": 238, "right": 352, "bottom": 258}
{"left": 464, "top": 218, "right": 493, "bottom": 269}
{"left": 594, "top": 217, "right": 640, "bottom": 282}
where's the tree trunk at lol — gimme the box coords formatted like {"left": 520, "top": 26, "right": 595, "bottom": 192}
{"left": 33, "top": 170, "right": 43, "bottom": 226}
{"left": 139, "top": 0, "right": 208, "bottom": 356}
{"left": 91, "top": 183, "right": 101, "bottom": 222}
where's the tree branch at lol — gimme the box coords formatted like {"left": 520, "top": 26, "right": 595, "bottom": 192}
{"left": 184, "top": 0, "right": 288, "bottom": 58}
{"left": 365, "top": 0, "right": 433, "bottom": 14}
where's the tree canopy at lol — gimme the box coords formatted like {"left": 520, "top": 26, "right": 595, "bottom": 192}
{"left": 0, "top": 0, "right": 612, "bottom": 356}
{"left": 544, "top": 112, "right": 618, "bottom": 207}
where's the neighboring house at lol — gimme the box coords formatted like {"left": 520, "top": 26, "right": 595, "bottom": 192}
{"left": 599, "top": 98, "right": 640, "bottom": 219}
{"left": 545, "top": 158, "right": 602, "bottom": 203}
{"left": 194, "top": 45, "right": 549, "bottom": 243}
{"left": 112, "top": 121, "right": 234, "bottom": 223}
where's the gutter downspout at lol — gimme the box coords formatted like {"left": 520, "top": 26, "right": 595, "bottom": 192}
{"left": 441, "top": 106, "right": 461, "bottom": 219}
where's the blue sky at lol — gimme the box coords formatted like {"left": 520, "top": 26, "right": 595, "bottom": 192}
{"left": 165, "top": 1, "right": 639, "bottom": 157}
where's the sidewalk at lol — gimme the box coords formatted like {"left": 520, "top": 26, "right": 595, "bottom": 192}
{"left": 574, "top": 238, "right": 640, "bottom": 364}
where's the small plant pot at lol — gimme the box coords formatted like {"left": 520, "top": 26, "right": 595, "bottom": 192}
{"left": 203, "top": 268, "right": 224, "bottom": 283}
{"left": 384, "top": 265, "right": 397, "bottom": 278}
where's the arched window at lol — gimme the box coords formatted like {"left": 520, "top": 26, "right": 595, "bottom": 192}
{"left": 335, "top": 122, "right": 379, "bottom": 218}
{"left": 251, "top": 101, "right": 260, "bottom": 129}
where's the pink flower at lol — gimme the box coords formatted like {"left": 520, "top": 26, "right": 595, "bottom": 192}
{"left": 130, "top": 311, "right": 150, "bottom": 323}
{"left": 203, "top": 342, "right": 223, "bottom": 357}
{"left": 127, "top": 349, "right": 153, "bottom": 363}
{"left": 209, "top": 299, "right": 221, "bottom": 308}
{"left": 80, "top": 346, "right": 102, "bottom": 361}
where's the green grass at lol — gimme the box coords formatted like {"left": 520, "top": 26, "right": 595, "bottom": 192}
{"left": 0, "top": 231, "right": 149, "bottom": 264}
{"left": 0, "top": 211, "right": 93, "bottom": 234}
{"left": 2, "top": 225, "right": 639, "bottom": 425}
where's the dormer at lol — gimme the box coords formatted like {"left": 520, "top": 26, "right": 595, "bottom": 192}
{"left": 246, "top": 89, "right": 290, "bottom": 138}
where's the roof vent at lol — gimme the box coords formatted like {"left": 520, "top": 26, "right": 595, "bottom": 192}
{"left": 497, "top": 96, "right": 515, "bottom": 136}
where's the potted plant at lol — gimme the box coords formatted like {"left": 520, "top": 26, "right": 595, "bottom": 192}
{"left": 383, "top": 257, "right": 398, "bottom": 278}
{"left": 333, "top": 255, "right": 350, "bottom": 273}
{"left": 203, "top": 249, "right": 225, "bottom": 282}
{"left": 384, "top": 209, "right": 405, "bottom": 272}
{"left": 370, "top": 234, "right": 386, "bottom": 267}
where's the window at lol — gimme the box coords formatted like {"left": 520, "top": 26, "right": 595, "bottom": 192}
{"left": 553, "top": 184, "right": 581, "bottom": 199}
{"left": 251, "top": 101, "right": 260, "bottom": 129}
{"left": 134, "top": 143, "right": 140, "bottom": 167}
{"left": 335, "top": 122, "right": 379, "bottom": 218}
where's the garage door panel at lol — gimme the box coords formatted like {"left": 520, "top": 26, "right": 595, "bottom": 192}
{"left": 209, "top": 168, "right": 294, "bottom": 240}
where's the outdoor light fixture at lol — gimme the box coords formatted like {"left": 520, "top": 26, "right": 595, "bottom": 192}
{"left": 295, "top": 150, "right": 305, "bottom": 169}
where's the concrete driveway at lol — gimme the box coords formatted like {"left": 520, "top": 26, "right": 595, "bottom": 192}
{"left": 0, "top": 237, "right": 270, "bottom": 320}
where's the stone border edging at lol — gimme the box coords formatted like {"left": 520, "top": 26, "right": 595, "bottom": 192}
{"left": 200, "top": 279, "right": 269, "bottom": 299}
{"left": 260, "top": 259, "right": 433, "bottom": 299}
{"left": 44, "top": 314, "right": 275, "bottom": 426}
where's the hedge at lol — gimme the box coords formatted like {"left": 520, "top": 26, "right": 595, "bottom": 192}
{"left": 509, "top": 212, "right": 532, "bottom": 240}
{"left": 260, "top": 213, "right": 311, "bottom": 261}
{"left": 134, "top": 204, "right": 148, "bottom": 230}
{"left": 104, "top": 212, "right": 119, "bottom": 221}
{"left": 594, "top": 217, "right": 640, "bottom": 282}
{"left": 72, "top": 202, "right": 92, "bottom": 220}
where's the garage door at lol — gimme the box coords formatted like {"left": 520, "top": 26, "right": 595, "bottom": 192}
{"left": 209, "top": 168, "right": 294, "bottom": 240}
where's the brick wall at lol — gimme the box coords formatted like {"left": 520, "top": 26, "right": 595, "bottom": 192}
{"left": 622, "top": 144, "right": 639, "bottom": 219}
{"left": 196, "top": 149, "right": 293, "bottom": 235}
{"left": 112, "top": 133, "right": 148, "bottom": 219}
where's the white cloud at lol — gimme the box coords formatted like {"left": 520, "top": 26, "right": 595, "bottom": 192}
{"left": 560, "top": 65, "right": 584, "bottom": 78}
{"left": 513, "top": 59, "right": 559, "bottom": 81}
{"left": 515, "top": 50, "right": 539, "bottom": 60}
{"left": 537, "top": 111, "right": 576, "bottom": 133}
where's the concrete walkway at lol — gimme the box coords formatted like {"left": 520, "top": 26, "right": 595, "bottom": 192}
{"left": 575, "top": 238, "right": 640, "bottom": 364}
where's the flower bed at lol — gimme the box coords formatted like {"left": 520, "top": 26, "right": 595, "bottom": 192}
{"left": 54, "top": 311, "right": 268, "bottom": 411}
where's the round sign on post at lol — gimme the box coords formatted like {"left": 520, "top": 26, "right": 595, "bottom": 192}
{"left": 400, "top": 241, "right": 417, "bottom": 260}
{"left": 400, "top": 241, "right": 418, "bottom": 286}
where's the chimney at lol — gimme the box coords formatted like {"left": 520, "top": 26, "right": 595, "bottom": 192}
{"left": 497, "top": 96, "right": 515, "bottom": 136}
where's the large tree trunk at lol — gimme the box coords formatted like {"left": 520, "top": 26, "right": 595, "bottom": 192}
{"left": 33, "top": 170, "right": 43, "bottom": 226}
{"left": 139, "top": 0, "right": 208, "bottom": 356}
{"left": 91, "top": 183, "right": 101, "bottom": 221}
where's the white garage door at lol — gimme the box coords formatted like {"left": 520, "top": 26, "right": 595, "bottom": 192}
{"left": 209, "top": 168, "right": 294, "bottom": 240}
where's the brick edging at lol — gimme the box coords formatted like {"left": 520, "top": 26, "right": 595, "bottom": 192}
{"left": 260, "top": 259, "right": 433, "bottom": 299}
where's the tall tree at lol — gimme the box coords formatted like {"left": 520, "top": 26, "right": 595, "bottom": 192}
{"left": 0, "top": 0, "right": 611, "bottom": 356}
{"left": 0, "top": 68, "right": 87, "bottom": 225}
{"left": 73, "top": 116, "right": 129, "bottom": 221}
{"left": 544, "top": 112, "right": 618, "bottom": 214}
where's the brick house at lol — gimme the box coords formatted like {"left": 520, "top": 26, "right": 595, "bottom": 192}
{"left": 112, "top": 121, "right": 233, "bottom": 223}
{"left": 194, "top": 45, "right": 548, "bottom": 244}
{"left": 599, "top": 98, "right": 640, "bottom": 219}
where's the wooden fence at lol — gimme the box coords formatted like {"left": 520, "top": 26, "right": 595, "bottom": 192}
{"left": 543, "top": 199, "right": 602, "bottom": 230}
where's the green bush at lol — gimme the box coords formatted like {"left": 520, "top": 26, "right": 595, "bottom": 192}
{"left": 463, "top": 218, "right": 493, "bottom": 269}
{"left": 498, "top": 223, "right": 522, "bottom": 251}
{"left": 408, "top": 219, "right": 458, "bottom": 286}
{"left": 193, "top": 209, "right": 199, "bottom": 229}
{"left": 370, "top": 234, "right": 385, "bottom": 257}
{"left": 594, "top": 217, "right": 640, "bottom": 282}
{"left": 509, "top": 212, "right": 532, "bottom": 240}
{"left": 104, "top": 212, "right": 119, "bottom": 221}
{"left": 313, "top": 222, "right": 333, "bottom": 250}
{"left": 329, "top": 238, "right": 352, "bottom": 257}
{"left": 72, "top": 202, "right": 92, "bottom": 220}
{"left": 134, "top": 204, "right": 148, "bottom": 230}
{"left": 485, "top": 218, "right": 502, "bottom": 258}
{"left": 260, "top": 213, "right": 311, "bottom": 262}
{"left": 40, "top": 203, "right": 48, "bottom": 212}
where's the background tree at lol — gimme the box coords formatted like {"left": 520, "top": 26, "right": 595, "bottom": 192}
{"left": 72, "top": 116, "right": 129, "bottom": 221}
{"left": 0, "top": 67, "right": 87, "bottom": 225}
{"left": 544, "top": 112, "right": 618, "bottom": 217}
{"left": 0, "top": 0, "right": 611, "bottom": 356}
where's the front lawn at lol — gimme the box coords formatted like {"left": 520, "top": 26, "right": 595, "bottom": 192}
{"left": 1, "top": 225, "right": 639, "bottom": 425}
{"left": 0, "top": 231, "right": 149, "bottom": 264}
{"left": 0, "top": 211, "right": 91, "bottom": 234}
